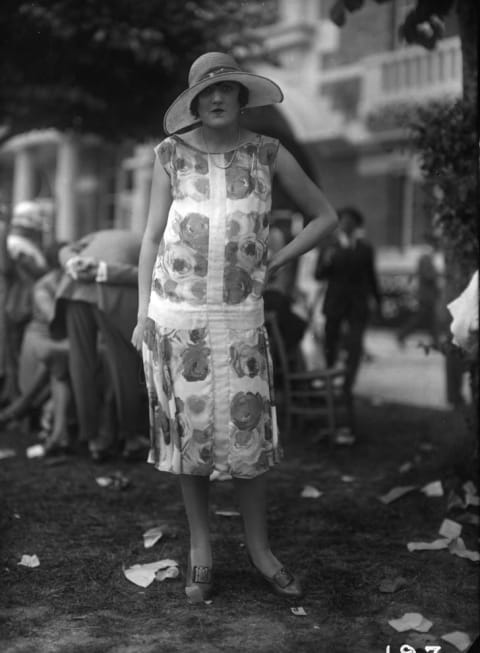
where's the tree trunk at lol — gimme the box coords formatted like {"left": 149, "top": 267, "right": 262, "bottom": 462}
{"left": 456, "top": 0, "right": 478, "bottom": 105}
{"left": 444, "top": 2, "right": 478, "bottom": 444}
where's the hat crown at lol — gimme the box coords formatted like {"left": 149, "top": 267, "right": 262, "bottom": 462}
{"left": 188, "top": 52, "right": 241, "bottom": 88}
{"left": 12, "top": 201, "right": 43, "bottom": 232}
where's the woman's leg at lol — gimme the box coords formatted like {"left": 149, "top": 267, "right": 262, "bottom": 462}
{"left": 179, "top": 474, "right": 212, "bottom": 569}
{"left": 233, "top": 473, "right": 282, "bottom": 577}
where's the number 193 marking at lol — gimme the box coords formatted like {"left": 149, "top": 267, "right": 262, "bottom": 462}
{"left": 386, "top": 646, "right": 441, "bottom": 653}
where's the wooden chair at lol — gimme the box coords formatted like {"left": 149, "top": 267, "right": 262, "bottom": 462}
{"left": 265, "top": 311, "right": 350, "bottom": 441}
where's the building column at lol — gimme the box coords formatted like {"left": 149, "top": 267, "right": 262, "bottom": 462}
{"left": 12, "top": 147, "right": 35, "bottom": 207}
{"left": 55, "top": 134, "right": 78, "bottom": 241}
{"left": 401, "top": 156, "right": 423, "bottom": 249}
{"left": 401, "top": 171, "right": 414, "bottom": 250}
{"left": 131, "top": 146, "right": 153, "bottom": 234}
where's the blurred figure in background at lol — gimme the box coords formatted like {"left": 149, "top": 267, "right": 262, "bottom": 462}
{"left": 52, "top": 229, "right": 147, "bottom": 462}
{"left": 0, "top": 205, "right": 9, "bottom": 404}
{"left": 265, "top": 223, "right": 308, "bottom": 368}
{"left": 397, "top": 234, "right": 440, "bottom": 348}
{"left": 0, "top": 242, "right": 71, "bottom": 454}
{"left": 3, "top": 201, "right": 48, "bottom": 401}
{"left": 315, "top": 206, "right": 381, "bottom": 444}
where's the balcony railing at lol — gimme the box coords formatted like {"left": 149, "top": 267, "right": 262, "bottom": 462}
{"left": 358, "top": 36, "right": 462, "bottom": 117}
{"left": 315, "top": 37, "right": 462, "bottom": 138}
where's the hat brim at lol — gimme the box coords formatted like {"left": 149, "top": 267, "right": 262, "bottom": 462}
{"left": 163, "top": 71, "right": 284, "bottom": 135}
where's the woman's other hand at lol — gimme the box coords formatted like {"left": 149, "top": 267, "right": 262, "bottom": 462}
{"left": 131, "top": 314, "right": 146, "bottom": 352}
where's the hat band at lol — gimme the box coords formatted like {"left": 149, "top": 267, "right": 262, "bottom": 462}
{"left": 196, "top": 66, "right": 240, "bottom": 84}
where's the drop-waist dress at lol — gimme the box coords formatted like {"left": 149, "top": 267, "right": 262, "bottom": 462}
{"left": 143, "top": 133, "right": 282, "bottom": 478}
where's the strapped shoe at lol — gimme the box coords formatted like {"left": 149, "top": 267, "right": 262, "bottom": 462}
{"left": 185, "top": 560, "right": 213, "bottom": 603}
{"left": 258, "top": 566, "right": 304, "bottom": 599}
{"left": 248, "top": 554, "right": 304, "bottom": 598}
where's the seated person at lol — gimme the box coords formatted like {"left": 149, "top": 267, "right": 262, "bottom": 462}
{"left": 3, "top": 201, "right": 48, "bottom": 401}
{"left": 0, "top": 243, "right": 70, "bottom": 454}
{"left": 264, "top": 288, "right": 307, "bottom": 360}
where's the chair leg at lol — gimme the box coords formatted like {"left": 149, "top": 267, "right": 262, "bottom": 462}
{"left": 282, "top": 402, "right": 292, "bottom": 440}
{"left": 325, "top": 377, "right": 336, "bottom": 442}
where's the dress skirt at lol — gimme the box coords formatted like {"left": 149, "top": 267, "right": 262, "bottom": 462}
{"left": 143, "top": 317, "right": 282, "bottom": 478}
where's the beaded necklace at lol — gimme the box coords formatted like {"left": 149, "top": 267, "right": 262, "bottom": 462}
{"left": 201, "top": 127, "right": 240, "bottom": 169}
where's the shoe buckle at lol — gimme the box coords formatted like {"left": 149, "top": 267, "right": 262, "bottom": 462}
{"left": 192, "top": 565, "right": 211, "bottom": 584}
{"left": 273, "top": 567, "right": 294, "bottom": 588}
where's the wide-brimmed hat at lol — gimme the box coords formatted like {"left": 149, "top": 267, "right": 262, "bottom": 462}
{"left": 164, "top": 52, "right": 283, "bottom": 135}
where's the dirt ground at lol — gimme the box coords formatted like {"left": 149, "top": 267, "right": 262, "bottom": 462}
{"left": 0, "top": 399, "right": 478, "bottom": 653}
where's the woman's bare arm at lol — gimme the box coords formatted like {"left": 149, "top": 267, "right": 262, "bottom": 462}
{"left": 270, "top": 144, "right": 338, "bottom": 273}
{"left": 137, "top": 156, "right": 172, "bottom": 317}
{"left": 131, "top": 155, "right": 172, "bottom": 350}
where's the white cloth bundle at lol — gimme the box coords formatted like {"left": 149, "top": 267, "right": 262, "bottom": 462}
{"left": 447, "top": 270, "right": 478, "bottom": 356}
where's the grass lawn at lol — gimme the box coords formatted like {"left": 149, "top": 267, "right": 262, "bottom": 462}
{"left": 0, "top": 399, "right": 478, "bottom": 653}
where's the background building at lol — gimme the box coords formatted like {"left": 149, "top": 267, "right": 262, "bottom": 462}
{"left": 0, "top": 0, "right": 461, "bottom": 266}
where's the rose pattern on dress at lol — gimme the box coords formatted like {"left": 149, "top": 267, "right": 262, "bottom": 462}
{"left": 253, "top": 169, "right": 269, "bottom": 200}
{"left": 143, "top": 317, "right": 157, "bottom": 352}
{"left": 233, "top": 428, "right": 256, "bottom": 448}
{"left": 225, "top": 165, "right": 253, "bottom": 199}
{"left": 169, "top": 146, "right": 210, "bottom": 200}
{"left": 163, "top": 279, "right": 181, "bottom": 302}
{"left": 226, "top": 211, "right": 259, "bottom": 240}
{"left": 190, "top": 327, "right": 207, "bottom": 343}
{"left": 163, "top": 243, "right": 197, "bottom": 282}
{"left": 176, "top": 278, "right": 207, "bottom": 304}
{"left": 145, "top": 136, "right": 282, "bottom": 477}
{"left": 153, "top": 135, "right": 275, "bottom": 308}
{"left": 175, "top": 174, "right": 210, "bottom": 201}
{"left": 192, "top": 425, "right": 213, "bottom": 445}
{"left": 153, "top": 402, "right": 171, "bottom": 445}
{"left": 160, "top": 342, "right": 174, "bottom": 399}
{"left": 193, "top": 255, "right": 208, "bottom": 277}
{"left": 236, "top": 236, "right": 265, "bottom": 272}
{"left": 223, "top": 266, "right": 253, "bottom": 304}
{"left": 144, "top": 324, "right": 279, "bottom": 477}
{"left": 230, "top": 391, "right": 263, "bottom": 431}
{"left": 223, "top": 210, "right": 269, "bottom": 301}
{"left": 181, "top": 342, "right": 211, "bottom": 382}
{"left": 185, "top": 394, "right": 212, "bottom": 431}
{"left": 179, "top": 214, "right": 209, "bottom": 254}
{"left": 230, "top": 342, "right": 267, "bottom": 379}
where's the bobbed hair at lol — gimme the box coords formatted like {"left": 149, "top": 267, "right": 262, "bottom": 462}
{"left": 189, "top": 83, "right": 250, "bottom": 118}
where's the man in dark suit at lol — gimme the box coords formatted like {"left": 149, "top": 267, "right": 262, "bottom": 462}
{"left": 52, "top": 229, "right": 146, "bottom": 461}
{"left": 315, "top": 207, "right": 381, "bottom": 442}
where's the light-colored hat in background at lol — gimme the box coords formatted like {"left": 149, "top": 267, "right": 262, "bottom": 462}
{"left": 11, "top": 201, "right": 44, "bottom": 238}
{"left": 6, "top": 201, "right": 47, "bottom": 267}
{"left": 164, "top": 51, "right": 283, "bottom": 135}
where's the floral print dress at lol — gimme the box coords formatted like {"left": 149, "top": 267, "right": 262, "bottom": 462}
{"left": 143, "top": 134, "right": 282, "bottom": 478}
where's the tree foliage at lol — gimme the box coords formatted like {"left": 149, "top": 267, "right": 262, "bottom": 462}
{"left": 409, "top": 99, "right": 478, "bottom": 276}
{"left": 331, "top": 0, "right": 478, "bottom": 287}
{"left": 329, "top": 0, "right": 456, "bottom": 49}
{"left": 0, "top": 0, "right": 277, "bottom": 141}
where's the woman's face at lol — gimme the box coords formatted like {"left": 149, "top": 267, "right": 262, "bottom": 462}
{"left": 196, "top": 81, "right": 241, "bottom": 129}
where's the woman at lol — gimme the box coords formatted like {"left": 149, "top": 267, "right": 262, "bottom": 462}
{"left": 131, "top": 52, "right": 337, "bottom": 603}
